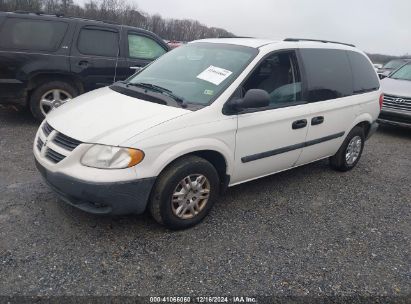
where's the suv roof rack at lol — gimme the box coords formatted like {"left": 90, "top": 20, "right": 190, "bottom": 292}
{"left": 13, "top": 10, "right": 64, "bottom": 17}
{"left": 284, "top": 38, "right": 355, "bottom": 48}
{"left": 12, "top": 10, "right": 120, "bottom": 24}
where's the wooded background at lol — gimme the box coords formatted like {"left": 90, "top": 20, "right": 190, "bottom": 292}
{"left": 0, "top": 0, "right": 234, "bottom": 41}
{"left": 0, "top": 0, "right": 408, "bottom": 63}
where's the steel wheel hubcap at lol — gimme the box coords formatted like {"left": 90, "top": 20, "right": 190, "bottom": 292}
{"left": 40, "top": 89, "right": 72, "bottom": 116}
{"left": 171, "top": 174, "right": 211, "bottom": 220}
{"left": 345, "top": 135, "right": 362, "bottom": 165}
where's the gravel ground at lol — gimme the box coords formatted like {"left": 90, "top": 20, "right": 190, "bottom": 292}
{"left": 0, "top": 107, "right": 410, "bottom": 299}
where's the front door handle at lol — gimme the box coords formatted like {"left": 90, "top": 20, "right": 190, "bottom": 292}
{"left": 292, "top": 119, "right": 307, "bottom": 129}
{"left": 311, "top": 116, "right": 324, "bottom": 125}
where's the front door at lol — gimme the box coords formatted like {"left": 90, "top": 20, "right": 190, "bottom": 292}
{"left": 232, "top": 51, "right": 311, "bottom": 184}
{"left": 115, "top": 30, "right": 168, "bottom": 82}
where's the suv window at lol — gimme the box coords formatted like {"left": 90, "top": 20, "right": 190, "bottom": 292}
{"left": 242, "top": 51, "right": 301, "bottom": 106}
{"left": 0, "top": 18, "right": 68, "bottom": 51}
{"left": 347, "top": 51, "right": 379, "bottom": 93}
{"left": 300, "top": 49, "right": 352, "bottom": 102}
{"left": 127, "top": 33, "right": 166, "bottom": 59}
{"left": 77, "top": 28, "right": 119, "bottom": 57}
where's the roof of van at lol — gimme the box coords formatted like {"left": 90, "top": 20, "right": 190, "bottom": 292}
{"left": 192, "top": 37, "right": 357, "bottom": 50}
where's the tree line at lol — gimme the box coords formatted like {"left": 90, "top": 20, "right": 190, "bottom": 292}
{"left": 0, "top": 0, "right": 235, "bottom": 41}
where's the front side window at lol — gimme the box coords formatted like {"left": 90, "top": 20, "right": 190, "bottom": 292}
{"left": 77, "top": 28, "right": 119, "bottom": 57}
{"left": 125, "top": 43, "right": 258, "bottom": 106}
{"left": 0, "top": 18, "right": 67, "bottom": 51}
{"left": 390, "top": 63, "right": 411, "bottom": 81}
{"left": 300, "top": 48, "right": 353, "bottom": 102}
{"left": 241, "top": 51, "right": 301, "bottom": 106}
{"left": 128, "top": 33, "right": 166, "bottom": 59}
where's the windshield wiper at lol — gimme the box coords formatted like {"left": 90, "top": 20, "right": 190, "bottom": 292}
{"left": 126, "top": 82, "right": 188, "bottom": 108}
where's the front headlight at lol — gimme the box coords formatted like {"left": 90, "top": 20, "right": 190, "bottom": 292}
{"left": 81, "top": 145, "right": 144, "bottom": 169}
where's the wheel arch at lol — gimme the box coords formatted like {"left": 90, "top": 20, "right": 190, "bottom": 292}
{"left": 351, "top": 113, "right": 373, "bottom": 137}
{"left": 148, "top": 140, "right": 234, "bottom": 193}
{"left": 27, "top": 73, "right": 85, "bottom": 96}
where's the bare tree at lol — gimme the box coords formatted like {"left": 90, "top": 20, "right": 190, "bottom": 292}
{"left": 0, "top": 0, "right": 235, "bottom": 41}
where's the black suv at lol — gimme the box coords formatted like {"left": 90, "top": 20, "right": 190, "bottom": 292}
{"left": 0, "top": 11, "right": 169, "bottom": 120}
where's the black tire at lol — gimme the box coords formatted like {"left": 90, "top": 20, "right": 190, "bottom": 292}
{"left": 148, "top": 155, "right": 220, "bottom": 230}
{"left": 29, "top": 81, "right": 78, "bottom": 121}
{"left": 330, "top": 126, "right": 365, "bottom": 172}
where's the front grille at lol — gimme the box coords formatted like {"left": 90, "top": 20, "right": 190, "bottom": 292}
{"left": 45, "top": 148, "right": 66, "bottom": 164}
{"left": 383, "top": 94, "right": 411, "bottom": 112}
{"left": 53, "top": 132, "right": 82, "bottom": 151}
{"left": 36, "top": 138, "right": 44, "bottom": 151}
{"left": 37, "top": 121, "right": 83, "bottom": 164}
{"left": 42, "top": 121, "right": 54, "bottom": 136}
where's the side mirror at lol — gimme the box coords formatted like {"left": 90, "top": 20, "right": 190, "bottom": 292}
{"left": 230, "top": 89, "right": 270, "bottom": 111}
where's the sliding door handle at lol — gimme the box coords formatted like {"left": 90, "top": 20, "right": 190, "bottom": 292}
{"left": 292, "top": 119, "right": 307, "bottom": 129}
{"left": 311, "top": 116, "right": 324, "bottom": 125}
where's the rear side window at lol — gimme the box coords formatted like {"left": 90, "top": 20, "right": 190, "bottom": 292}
{"left": 128, "top": 33, "right": 166, "bottom": 59}
{"left": 0, "top": 18, "right": 68, "bottom": 51}
{"left": 347, "top": 51, "right": 379, "bottom": 93}
{"left": 77, "top": 28, "right": 119, "bottom": 57}
{"left": 300, "top": 49, "right": 353, "bottom": 102}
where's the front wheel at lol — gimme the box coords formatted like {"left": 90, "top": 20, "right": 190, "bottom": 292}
{"left": 148, "top": 156, "right": 220, "bottom": 230}
{"left": 330, "top": 126, "right": 365, "bottom": 171}
{"left": 29, "top": 81, "right": 78, "bottom": 121}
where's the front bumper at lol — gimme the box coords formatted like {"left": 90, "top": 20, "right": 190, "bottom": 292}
{"left": 35, "top": 159, "right": 156, "bottom": 215}
{"left": 378, "top": 108, "right": 411, "bottom": 128}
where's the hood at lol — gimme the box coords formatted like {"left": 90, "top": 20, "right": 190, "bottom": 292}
{"left": 47, "top": 87, "right": 191, "bottom": 146}
{"left": 381, "top": 77, "right": 411, "bottom": 97}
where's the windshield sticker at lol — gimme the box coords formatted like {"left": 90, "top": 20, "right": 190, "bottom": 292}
{"left": 197, "top": 66, "right": 233, "bottom": 86}
{"left": 204, "top": 89, "right": 214, "bottom": 95}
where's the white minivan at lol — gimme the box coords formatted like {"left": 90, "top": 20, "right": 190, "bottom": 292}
{"left": 34, "top": 38, "right": 382, "bottom": 229}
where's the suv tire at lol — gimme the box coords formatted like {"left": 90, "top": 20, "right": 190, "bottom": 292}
{"left": 29, "top": 81, "right": 78, "bottom": 121}
{"left": 148, "top": 155, "right": 220, "bottom": 230}
{"left": 330, "top": 126, "right": 365, "bottom": 171}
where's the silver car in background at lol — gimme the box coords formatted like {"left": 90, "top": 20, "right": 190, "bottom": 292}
{"left": 379, "top": 63, "right": 411, "bottom": 127}
{"left": 378, "top": 59, "right": 411, "bottom": 79}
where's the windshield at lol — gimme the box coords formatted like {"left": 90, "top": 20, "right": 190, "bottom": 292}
{"left": 390, "top": 63, "right": 411, "bottom": 81}
{"left": 383, "top": 59, "right": 406, "bottom": 69}
{"left": 127, "top": 42, "right": 258, "bottom": 106}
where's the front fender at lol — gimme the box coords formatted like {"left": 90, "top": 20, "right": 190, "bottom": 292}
{"left": 136, "top": 138, "right": 234, "bottom": 179}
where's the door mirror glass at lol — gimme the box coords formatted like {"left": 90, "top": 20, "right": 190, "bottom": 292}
{"left": 234, "top": 89, "right": 270, "bottom": 109}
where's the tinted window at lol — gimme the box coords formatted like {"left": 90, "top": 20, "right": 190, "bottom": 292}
{"left": 128, "top": 33, "right": 166, "bottom": 59}
{"left": 242, "top": 51, "right": 302, "bottom": 106}
{"left": 347, "top": 51, "right": 379, "bottom": 93}
{"left": 0, "top": 18, "right": 67, "bottom": 51}
{"left": 77, "top": 28, "right": 119, "bottom": 57}
{"left": 300, "top": 49, "right": 352, "bottom": 102}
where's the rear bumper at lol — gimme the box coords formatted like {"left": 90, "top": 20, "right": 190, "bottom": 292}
{"left": 378, "top": 108, "right": 411, "bottom": 128}
{"left": 35, "top": 159, "right": 156, "bottom": 215}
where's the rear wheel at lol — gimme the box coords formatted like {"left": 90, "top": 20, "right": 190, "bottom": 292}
{"left": 29, "top": 81, "right": 78, "bottom": 121}
{"left": 148, "top": 155, "right": 220, "bottom": 230}
{"left": 330, "top": 126, "right": 365, "bottom": 171}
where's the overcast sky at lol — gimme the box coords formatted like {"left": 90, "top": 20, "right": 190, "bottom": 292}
{"left": 79, "top": 0, "right": 410, "bottom": 55}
